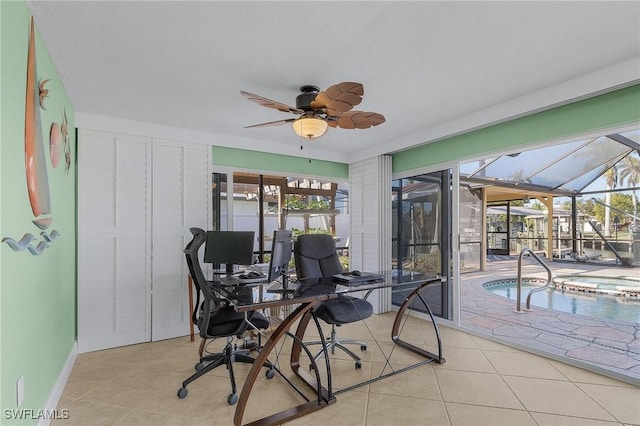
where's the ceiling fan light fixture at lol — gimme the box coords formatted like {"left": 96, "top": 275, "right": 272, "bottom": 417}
{"left": 292, "top": 116, "right": 328, "bottom": 139}
{"left": 242, "top": 82, "right": 384, "bottom": 136}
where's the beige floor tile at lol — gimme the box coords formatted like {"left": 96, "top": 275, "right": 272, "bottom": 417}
{"left": 548, "top": 360, "right": 636, "bottom": 387}
{"left": 129, "top": 354, "right": 197, "bottom": 376}
{"left": 435, "top": 369, "right": 523, "bottom": 409}
{"left": 298, "top": 340, "right": 373, "bottom": 365}
{"left": 50, "top": 399, "right": 131, "bottom": 426}
{"left": 483, "top": 350, "right": 568, "bottom": 380}
{"left": 58, "top": 375, "right": 113, "bottom": 401}
{"left": 436, "top": 326, "right": 482, "bottom": 350}
{"left": 288, "top": 390, "right": 368, "bottom": 426}
{"left": 370, "top": 341, "right": 433, "bottom": 366}
{"left": 54, "top": 318, "right": 635, "bottom": 426}
{"left": 67, "top": 357, "right": 125, "bottom": 381}
{"left": 368, "top": 360, "right": 407, "bottom": 383}
{"left": 230, "top": 375, "right": 310, "bottom": 424}
{"left": 308, "top": 357, "right": 372, "bottom": 392}
{"left": 368, "top": 363, "right": 440, "bottom": 400}
{"left": 469, "top": 335, "right": 521, "bottom": 352}
{"left": 503, "top": 376, "right": 617, "bottom": 421}
{"left": 366, "top": 393, "right": 449, "bottom": 425}
{"left": 138, "top": 373, "right": 230, "bottom": 418}
{"left": 81, "top": 370, "right": 185, "bottom": 409}
{"left": 116, "top": 411, "right": 211, "bottom": 426}
{"left": 445, "top": 401, "right": 536, "bottom": 426}
{"left": 56, "top": 395, "right": 77, "bottom": 409}
{"left": 530, "top": 411, "right": 624, "bottom": 426}
{"left": 576, "top": 383, "right": 640, "bottom": 424}
{"left": 80, "top": 383, "right": 154, "bottom": 410}
{"left": 375, "top": 318, "right": 430, "bottom": 342}
{"left": 439, "top": 347, "right": 497, "bottom": 373}
{"left": 199, "top": 398, "right": 238, "bottom": 425}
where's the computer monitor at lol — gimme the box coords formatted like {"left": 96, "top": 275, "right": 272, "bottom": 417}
{"left": 267, "top": 230, "right": 293, "bottom": 287}
{"left": 204, "top": 231, "right": 255, "bottom": 274}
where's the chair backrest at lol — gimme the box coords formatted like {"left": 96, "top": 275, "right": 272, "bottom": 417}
{"left": 294, "top": 234, "right": 343, "bottom": 279}
{"left": 184, "top": 227, "right": 221, "bottom": 337}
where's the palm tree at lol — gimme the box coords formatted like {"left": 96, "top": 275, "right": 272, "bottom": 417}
{"left": 603, "top": 166, "right": 618, "bottom": 236}
{"left": 618, "top": 154, "right": 640, "bottom": 222}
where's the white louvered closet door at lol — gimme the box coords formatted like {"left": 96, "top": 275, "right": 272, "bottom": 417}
{"left": 77, "top": 130, "right": 152, "bottom": 353}
{"left": 151, "top": 139, "right": 210, "bottom": 341}
{"left": 349, "top": 155, "right": 392, "bottom": 314}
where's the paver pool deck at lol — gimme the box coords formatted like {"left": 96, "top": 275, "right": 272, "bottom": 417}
{"left": 460, "top": 259, "right": 640, "bottom": 385}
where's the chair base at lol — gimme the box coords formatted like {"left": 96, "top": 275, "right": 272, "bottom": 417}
{"left": 177, "top": 336, "right": 274, "bottom": 404}
{"left": 306, "top": 325, "right": 367, "bottom": 369}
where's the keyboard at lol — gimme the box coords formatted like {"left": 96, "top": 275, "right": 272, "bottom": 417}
{"left": 236, "top": 272, "right": 267, "bottom": 284}
{"left": 332, "top": 271, "right": 384, "bottom": 285}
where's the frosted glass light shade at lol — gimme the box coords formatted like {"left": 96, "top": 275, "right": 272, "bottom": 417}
{"left": 292, "top": 117, "right": 328, "bottom": 139}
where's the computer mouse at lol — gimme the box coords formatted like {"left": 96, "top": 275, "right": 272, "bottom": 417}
{"left": 351, "top": 270, "right": 361, "bottom": 276}
{"left": 239, "top": 271, "right": 262, "bottom": 279}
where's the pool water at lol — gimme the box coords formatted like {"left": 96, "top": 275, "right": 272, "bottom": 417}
{"left": 484, "top": 279, "right": 640, "bottom": 323}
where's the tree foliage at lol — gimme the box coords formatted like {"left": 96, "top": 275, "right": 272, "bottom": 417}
{"left": 592, "top": 193, "right": 635, "bottom": 224}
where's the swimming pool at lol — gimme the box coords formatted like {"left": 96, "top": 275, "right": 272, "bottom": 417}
{"left": 552, "top": 275, "right": 640, "bottom": 297}
{"left": 483, "top": 278, "right": 640, "bottom": 323}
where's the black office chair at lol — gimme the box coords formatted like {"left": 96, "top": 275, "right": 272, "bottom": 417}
{"left": 177, "top": 228, "right": 273, "bottom": 405}
{"left": 294, "top": 233, "right": 373, "bottom": 369}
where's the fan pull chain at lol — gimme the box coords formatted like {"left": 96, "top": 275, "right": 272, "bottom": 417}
{"left": 300, "top": 141, "right": 311, "bottom": 164}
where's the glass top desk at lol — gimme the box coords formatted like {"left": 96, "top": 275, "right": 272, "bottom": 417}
{"left": 223, "top": 272, "right": 446, "bottom": 426}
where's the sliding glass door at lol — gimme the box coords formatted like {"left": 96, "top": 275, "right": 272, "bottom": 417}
{"left": 392, "top": 171, "right": 451, "bottom": 319}
{"left": 459, "top": 185, "right": 483, "bottom": 272}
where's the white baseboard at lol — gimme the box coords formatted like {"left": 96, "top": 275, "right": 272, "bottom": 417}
{"left": 37, "top": 341, "right": 77, "bottom": 426}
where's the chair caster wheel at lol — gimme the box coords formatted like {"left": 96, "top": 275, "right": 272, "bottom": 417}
{"left": 195, "top": 362, "right": 204, "bottom": 371}
{"left": 360, "top": 345, "right": 367, "bottom": 351}
{"left": 265, "top": 368, "right": 275, "bottom": 379}
{"left": 355, "top": 361, "right": 362, "bottom": 369}
{"left": 227, "top": 393, "right": 238, "bottom": 405}
{"left": 177, "top": 387, "right": 188, "bottom": 399}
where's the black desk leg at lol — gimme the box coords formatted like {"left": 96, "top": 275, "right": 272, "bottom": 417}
{"left": 391, "top": 280, "right": 446, "bottom": 364}
{"left": 234, "top": 301, "right": 332, "bottom": 426}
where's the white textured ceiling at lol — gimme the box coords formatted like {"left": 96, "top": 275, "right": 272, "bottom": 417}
{"left": 27, "top": 1, "right": 640, "bottom": 163}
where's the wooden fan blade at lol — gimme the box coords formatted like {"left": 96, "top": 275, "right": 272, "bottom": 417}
{"left": 334, "top": 111, "right": 386, "bottom": 130}
{"left": 240, "top": 91, "right": 303, "bottom": 114}
{"left": 310, "top": 82, "right": 363, "bottom": 115}
{"left": 244, "top": 118, "right": 296, "bottom": 128}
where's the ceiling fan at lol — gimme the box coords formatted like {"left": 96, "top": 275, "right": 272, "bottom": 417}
{"left": 240, "top": 82, "right": 385, "bottom": 139}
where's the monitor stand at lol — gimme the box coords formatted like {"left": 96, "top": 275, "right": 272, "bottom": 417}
{"left": 212, "top": 264, "right": 236, "bottom": 276}
{"left": 280, "top": 271, "right": 289, "bottom": 291}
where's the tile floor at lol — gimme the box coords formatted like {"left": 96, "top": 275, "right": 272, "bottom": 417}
{"left": 53, "top": 313, "right": 639, "bottom": 426}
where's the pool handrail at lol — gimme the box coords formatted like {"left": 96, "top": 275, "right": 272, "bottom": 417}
{"left": 516, "top": 248, "right": 552, "bottom": 312}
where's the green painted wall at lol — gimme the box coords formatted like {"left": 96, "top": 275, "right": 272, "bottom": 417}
{"left": 1, "top": 2, "right": 77, "bottom": 422}
{"left": 212, "top": 146, "right": 349, "bottom": 179}
{"left": 0, "top": 0, "right": 4, "bottom": 410}
{"left": 393, "top": 84, "right": 640, "bottom": 173}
